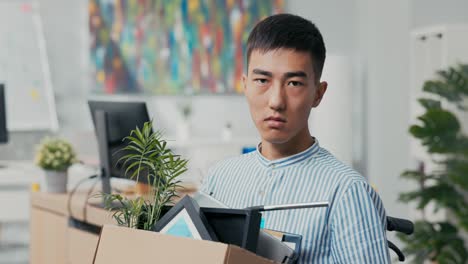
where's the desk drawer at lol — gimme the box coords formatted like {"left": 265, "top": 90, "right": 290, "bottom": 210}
{"left": 30, "top": 208, "right": 67, "bottom": 264}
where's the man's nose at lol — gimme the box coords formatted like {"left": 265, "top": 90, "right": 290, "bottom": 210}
{"left": 268, "top": 82, "right": 286, "bottom": 111}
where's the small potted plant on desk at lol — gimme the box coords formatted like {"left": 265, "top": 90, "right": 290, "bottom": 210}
{"left": 35, "top": 137, "right": 77, "bottom": 193}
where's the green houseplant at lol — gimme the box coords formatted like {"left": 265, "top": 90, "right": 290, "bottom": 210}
{"left": 35, "top": 137, "right": 78, "bottom": 193}
{"left": 399, "top": 64, "right": 468, "bottom": 263}
{"left": 102, "top": 120, "right": 188, "bottom": 231}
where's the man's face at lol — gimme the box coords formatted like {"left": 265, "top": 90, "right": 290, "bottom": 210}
{"left": 243, "top": 48, "right": 327, "bottom": 145}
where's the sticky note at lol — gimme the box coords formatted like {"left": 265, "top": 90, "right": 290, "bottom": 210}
{"left": 21, "top": 3, "right": 32, "bottom": 13}
{"left": 31, "top": 183, "right": 40, "bottom": 192}
{"left": 30, "top": 88, "right": 39, "bottom": 101}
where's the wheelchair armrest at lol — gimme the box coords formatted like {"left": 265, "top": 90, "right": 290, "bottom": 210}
{"left": 387, "top": 216, "right": 414, "bottom": 235}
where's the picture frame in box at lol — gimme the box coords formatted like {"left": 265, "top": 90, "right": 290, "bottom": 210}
{"left": 200, "top": 207, "right": 262, "bottom": 253}
{"left": 153, "top": 195, "right": 217, "bottom": 241}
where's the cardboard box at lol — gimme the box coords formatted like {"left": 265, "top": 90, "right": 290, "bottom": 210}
{"left": 93, "top": 225, "right": 277, "bottom": 264}
{"left": 68, "top": 227, "right": 99, "bottom": 264}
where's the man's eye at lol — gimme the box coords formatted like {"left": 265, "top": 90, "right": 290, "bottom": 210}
{"left": 288, "top": 81, "right": 304, "bottom": 87}
{"left": 254, "top": 79, "right": 268, "bottom": 85}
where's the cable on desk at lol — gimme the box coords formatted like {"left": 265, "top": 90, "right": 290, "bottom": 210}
{"left": 67, "top": 174, "right": 98, "bottom": 221}
{"left": 83, "top": 176, "right": 100, "bottom": 222}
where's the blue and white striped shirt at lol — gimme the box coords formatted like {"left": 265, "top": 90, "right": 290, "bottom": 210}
{"left": 201, "top": 139, "right": 391, "bottom": 263}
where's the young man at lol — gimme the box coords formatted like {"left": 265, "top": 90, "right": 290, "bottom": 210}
{"left": 202, "top": 14, "right": 390, "bottom": 263}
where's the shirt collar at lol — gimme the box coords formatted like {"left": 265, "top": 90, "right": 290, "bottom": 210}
{"left": 255, "top": 138, "right": 321, "bottom": 168}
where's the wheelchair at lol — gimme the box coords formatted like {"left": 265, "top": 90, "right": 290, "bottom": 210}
{"left": 386, "top": 216, "right": 414, "bottom": 261}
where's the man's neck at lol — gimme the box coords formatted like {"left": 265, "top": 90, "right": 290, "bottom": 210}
{"left": 260, "top": 136, "right": 315, "bottom": 161}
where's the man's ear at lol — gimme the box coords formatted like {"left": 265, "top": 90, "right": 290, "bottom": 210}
{"left": 242, "top": 74, "right": 247, "bottom": 92}
{"left": 312, "top": 81, "right": 328, "bottom": 107}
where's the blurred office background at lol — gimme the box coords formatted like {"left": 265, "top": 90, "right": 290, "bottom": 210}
{"left": 1, "top": 0, "right": 468, "bottom": 263}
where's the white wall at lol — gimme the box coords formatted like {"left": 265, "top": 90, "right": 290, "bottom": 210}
{"left": 38, "top": 0, "right": 89, "bottom": 133}
{"left": 286, "top": 0, "right": 357, "bottom": 55}
{"left": 309, "top": 55, "right": 354, "bottom": 166}
{"left": 412, "top": 0, "right": 468, "bottom": 28}
{"left": 356, "top": 0, "right": 412, "bottom": 222}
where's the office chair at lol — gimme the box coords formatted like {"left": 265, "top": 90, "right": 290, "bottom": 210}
{"left": 386, "top": 216, "right": 414, "bottom": 261}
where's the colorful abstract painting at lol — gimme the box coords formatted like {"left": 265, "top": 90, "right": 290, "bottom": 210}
{"left": 89, "top": 0, "right": 283, "bottom": 94}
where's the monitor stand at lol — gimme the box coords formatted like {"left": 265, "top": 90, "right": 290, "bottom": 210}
{"left": 95, "top": 111, "right": 112, "bottom": 200}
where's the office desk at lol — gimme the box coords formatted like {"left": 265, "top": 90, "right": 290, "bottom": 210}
{"left": 29, "top": 184, "right": 197, "bottom": 264}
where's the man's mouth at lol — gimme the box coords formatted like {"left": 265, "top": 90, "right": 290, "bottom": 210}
{"left": 264, "top": 116, "right": 286, "bottom": 122}
{"left": 264, "top": 116, "right": 286, "bottom": 128}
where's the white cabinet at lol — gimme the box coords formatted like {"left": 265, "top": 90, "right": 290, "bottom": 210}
{"left": 409, "top": 25, "right": 468, "bottom": 221}
{"left": 0, "top": 162, "right": 39, "bottom": 222}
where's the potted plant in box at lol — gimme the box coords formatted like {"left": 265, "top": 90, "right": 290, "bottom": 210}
{"left": 102, "top": 120, "right": 189, "bottom": 230}
{"left": 35, "top": 137, "right": 77, "bottom": 193}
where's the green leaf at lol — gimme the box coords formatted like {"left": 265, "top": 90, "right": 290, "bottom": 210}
{"left": 399, "top": 221, "right": 468, "bottom": 264}
{"left": 444, "top": 158, "right": 468, "bottom": 190}
{"left": 103, "top": 120, "right": 189, "bottom": 231}
{"left": 399, "top": 180, "right": 466, "bottom": 214}
{"left": 418, "top": 98, "right": 441, "bottom": 110}
{"left": 409, "top": 109, "right": 461, "bottom": 153}
{"left": 423, "top": 80, "right": 460, "bottom": 103}
{"left": 401, "top": 170, "right": 428, "bottom": 181}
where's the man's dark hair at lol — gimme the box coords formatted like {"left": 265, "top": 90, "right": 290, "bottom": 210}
{"left": 246, "top": 13, "right": 326, "bottom": 81}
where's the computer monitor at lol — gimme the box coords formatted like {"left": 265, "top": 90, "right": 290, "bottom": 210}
{"left": 0, "top": 84, "right": 8, "bottom": 144}
{"left": 88, "top": 100, "right": 151, "bottom": 195}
